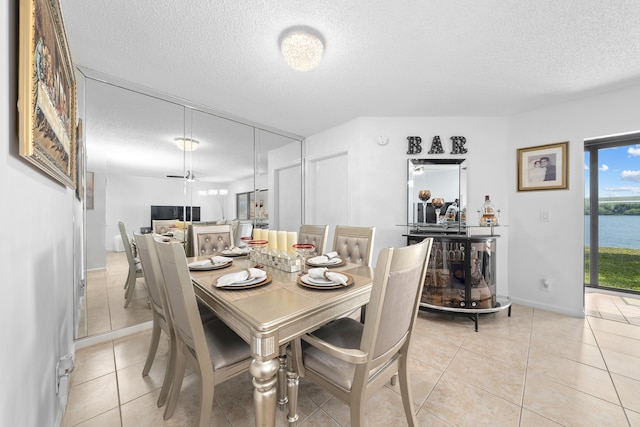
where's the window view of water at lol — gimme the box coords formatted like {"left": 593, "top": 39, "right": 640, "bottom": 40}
{"left": 585, "top": 215, "right": 640, "bottom": 249}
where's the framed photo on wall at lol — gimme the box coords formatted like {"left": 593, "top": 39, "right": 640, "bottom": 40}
{"left": 517, "top": 141, "right": 569, "bottom": 191}
{"left": 18, "top": 0, "right": 77, "bottom": 188}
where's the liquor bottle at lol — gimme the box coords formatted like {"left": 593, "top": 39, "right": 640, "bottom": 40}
{"left": 444, "top": 199, "right": 459, "bottom": 222}
{"left": 480, "top": 195, "right": 497, "bottom": 226}
{"left": 460, "top": 205, "right": 467, "bottom": 224}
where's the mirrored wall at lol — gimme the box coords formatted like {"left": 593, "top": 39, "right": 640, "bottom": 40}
{"left": 76, "top": 73, "right": 303, "bottom": 339}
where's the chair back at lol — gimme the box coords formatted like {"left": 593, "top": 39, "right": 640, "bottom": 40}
{"left": 191, "top": 224, "right": 234, "bottom": 256}
{"left": 154, "top": 240, "right": 205, "bottom": 352}
{"left": 332, "top": 225, "right": 375, "bottom": 266}
{"left": 152, "top": 219, "right": 178, "bottom": 235}
{"left": 134, "top": 233, "right": 168, "bottom": 317}
{"left": 235, "top": 221, "right": 253, "bottom": 246}
{"left": 298, "top": 224, "right": 329, "bottom": 255}
{"left": 118, "top": 222, "right": 138, "bottom": 270}
{"left": 361, "top": 238, "right": 432, "bottom": 368}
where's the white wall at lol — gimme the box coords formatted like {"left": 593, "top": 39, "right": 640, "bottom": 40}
{"left": 507, "top": 84, "right": 640, "bottom": 316}
{"left": 306, "top": 116, "right": 510, "bottom": 294}
{"left": 1, "top": 2, "right": 77, "bottom": 425}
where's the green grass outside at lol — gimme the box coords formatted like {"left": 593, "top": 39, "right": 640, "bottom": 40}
{"left": 585, "top": 246, "right": 640, "bottom": 292}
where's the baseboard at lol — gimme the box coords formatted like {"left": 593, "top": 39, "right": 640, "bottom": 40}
{"left": 510, "top": 297, "right": 585, "bottom": 318}
{"left": 74, "top": 321, "right": 153, "bottom": 349}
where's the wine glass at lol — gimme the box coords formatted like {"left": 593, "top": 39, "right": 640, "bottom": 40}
{"left": 247, "top": 239, "right": 268, "bottom": 268}
{"left": 418, "top": 190, "right": 431, "bottom": 224}
{"left": 292, "top": 243, "right": 315, "bottom": 275}
{"left": 431, "top": 198, "right": 445, "bottom": 224}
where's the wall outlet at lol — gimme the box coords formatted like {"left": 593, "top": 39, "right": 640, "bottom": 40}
{"left": 540, "top": 211, "right": 550, "bottom": 222}
{"left": 542, "top": 278, "right": 551, "bottom": 292}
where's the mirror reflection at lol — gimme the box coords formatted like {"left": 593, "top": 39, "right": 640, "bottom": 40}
{"left": 78, "top": 76, "right": 302, "bottom": 339}
{"left": 407, "top": 158, "right": 467, "bottom": 233}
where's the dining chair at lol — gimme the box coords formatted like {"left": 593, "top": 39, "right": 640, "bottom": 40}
{"left": 154, "top": 240, "right": 252, "bottom": 426}
{"left": 298, "top": 224, "right": 329, "bottom": 255}
{"left": 119, "top": 221, "right": 144, "bottom": 308}
{"left": 332, "top": 225, "right": 376, "bottom": 266}
{"left": 152, "top": 219, "right": 178, "bottom": 235}
{"left": 287, "top": 237, "right": 433, "bottom": 426}
{"left": 191, "top": 224, "right": 234, "bottom": 256}
{"left": 134, "top": 233, "right": 217, "bottom": 409}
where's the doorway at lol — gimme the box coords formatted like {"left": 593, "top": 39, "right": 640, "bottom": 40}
{"left": 584, "top": 133, "right": 640, "bottom": 294}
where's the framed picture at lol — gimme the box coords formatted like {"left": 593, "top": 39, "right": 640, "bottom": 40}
{"left": 517, "top": 141, "right": 569, "bottom": 191}
{"left": 18, "top": 0, "right": 77, "bottom": 188}
{"left": 86, "top": 172, "right": 94, "bottom": 210}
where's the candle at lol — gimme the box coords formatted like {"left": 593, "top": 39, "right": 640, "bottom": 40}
{"left": 277, "top": 231, "right": 287, "bottom": 252}
{"left": 286, "top": 231, "right": 298, "bottom": 253}
{"left": 253, "top": 228, "right": 262, "bottom": 240}
{"left": 268, "top": 230, "right": 277, "bottom": 249}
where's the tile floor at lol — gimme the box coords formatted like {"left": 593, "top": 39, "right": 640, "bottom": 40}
{"left": 78, "top": 251, "right": 153, "bottom": 337}
{"left": 65, "top": 254, "right": 640, "bottom": 426}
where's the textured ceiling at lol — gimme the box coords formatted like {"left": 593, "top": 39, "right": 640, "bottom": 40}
{"left": 59, "top": 0, "right": 640, "bottom": 138}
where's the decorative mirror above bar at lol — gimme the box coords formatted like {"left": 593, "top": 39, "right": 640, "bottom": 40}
{"left": 406, "top": 158, "right": 468, "bottom": 237}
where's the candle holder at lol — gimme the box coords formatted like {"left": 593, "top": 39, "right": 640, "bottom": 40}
{"left": 431, "top": 198, "right": 445, "bottom": 224}
{"left": 418, "top": 190, "right": 431, "bottom": 223}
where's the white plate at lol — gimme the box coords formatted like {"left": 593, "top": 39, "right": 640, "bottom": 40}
{"left": 217, "top": 275, "right": 265, "bottom": 287}
{"left": 188, "top": 260, "right": 232, "bottom": 271}
{"left": 302, "top": 273, "right": 347, "bottom": 286}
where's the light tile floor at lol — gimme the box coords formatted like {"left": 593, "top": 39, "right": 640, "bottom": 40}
{"left": 78, "top": 251, "right": 153, "bottom": 337}
{"left": 64, "top": 283, "right": 640, "bottom": 426}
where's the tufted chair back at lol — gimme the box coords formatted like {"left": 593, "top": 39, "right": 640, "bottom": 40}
{"left": 192, "top": 224, "right": 233, "bottom": 256}
{"left": 332, "top": 225, "right": 375, "bottom": 266}
{"left": 298, "top": 224, "right": 329, "bottom": 255}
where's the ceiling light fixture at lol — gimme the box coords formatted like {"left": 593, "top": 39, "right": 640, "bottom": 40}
{"left": 174, "top": 137, "right": 200, "bottom": 152}
{"left": 280, "top": 29, "right": 324, "bottom": 72}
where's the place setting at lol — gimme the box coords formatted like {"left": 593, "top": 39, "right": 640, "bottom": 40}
{"left": 219, "top": 245, "right": 250, "bottom": 257}
{"left": 297, "top": 267, "right": 353, "bottom": 290}
{"left": 306, "top": 251, "right": 346, "bottom": 268}
{"left": 188, "top": 255, "right": 233, "bottom": 271}
{"left": 214, "top": 268, "right": 272, "bottom": 290}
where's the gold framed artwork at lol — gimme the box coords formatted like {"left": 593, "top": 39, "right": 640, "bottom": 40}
{"left": 517, "top": 141, "right": 569, "bottom": 191}
{"left": 18, "top": 0, "right": 77, "bottom": 188}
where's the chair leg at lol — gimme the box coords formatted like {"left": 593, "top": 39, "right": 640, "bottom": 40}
{"left": 123, "top": 276, "right": 136, "bottom": 308}
{"left": 198, "top": 370, "right": 214, "bottom": 427}
{"left": 398, "top": 359, "right": 417, "bottom": 427}
{"left": 163, "top": 348, "right": 186, "bottom": 420}
{"left": 157, "top": 330, "right": 176, "bottom": 407}
{"left": 142, "top": 315, "right": 161, "bottom": 376}
{"left": 350, "top": 394, "right": 365, "bottom": 427}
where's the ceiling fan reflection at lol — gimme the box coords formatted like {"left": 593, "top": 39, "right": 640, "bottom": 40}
{"left": 166, "top": 170, "right": 198, "bottom": 182}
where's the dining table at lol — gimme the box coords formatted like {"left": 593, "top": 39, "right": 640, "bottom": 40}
{"left": 189, "top": 254, "right": 374, "bottom": 427}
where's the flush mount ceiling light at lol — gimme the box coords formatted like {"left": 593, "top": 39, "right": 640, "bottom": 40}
{"left": 280, "top": 29, "right": 324, "bottom": 71}
{"left": 174, "top": 137, "right": 200, "bottom": 151}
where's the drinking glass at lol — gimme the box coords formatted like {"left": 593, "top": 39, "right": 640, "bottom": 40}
{"left": 292, "top": 243, "right": 315, "bottom": 275}
{"left": 247, "top": 239, "right": 268, "bottom": 268}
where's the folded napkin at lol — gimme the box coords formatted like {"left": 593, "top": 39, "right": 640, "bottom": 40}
{"left": 189, "top": 256, "right": 232, "bottom": 268}
{"left": 216, "top": 268, "right": 266, "bottom": 287}
{"left": 308, "top": 251, "right": 340, "bottom": 264}
{"left": 308, "top": 267, "right": 348, "bottom": 286}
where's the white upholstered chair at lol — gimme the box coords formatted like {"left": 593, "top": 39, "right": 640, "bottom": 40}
{"left": 298, "top": 224, "right": 329, "bottom": 255}
{"left": 119, "top": 221, "right": 144, "bottom": 308}
{"left": 191, "top": 224, "right": 234, "bottom": 256}
{"left": 331, "top": 225, "right": 375, "bottom": 266}
{"left": 287, "top": 238, "right": 433, "bottom": 426}
{"left": 154, "top": 240, "right": 252, "bottom": 426}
